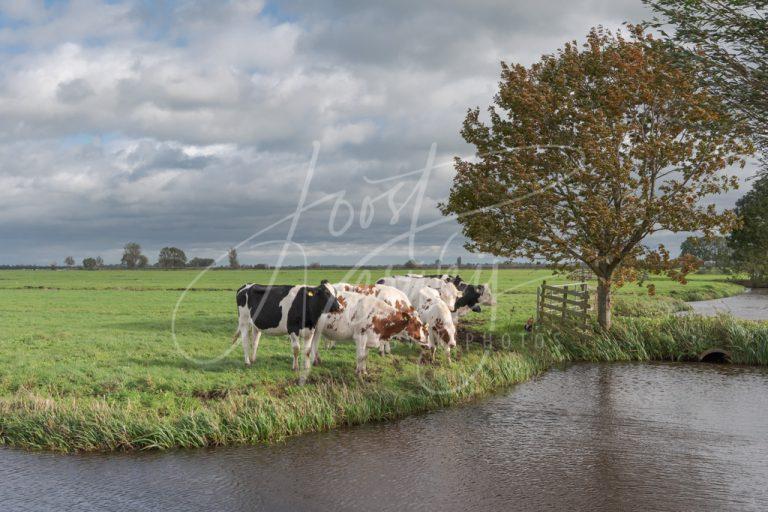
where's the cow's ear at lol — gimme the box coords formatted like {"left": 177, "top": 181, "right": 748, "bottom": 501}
{"left": 320, "top": 279, "right": 329, "bottom": 285}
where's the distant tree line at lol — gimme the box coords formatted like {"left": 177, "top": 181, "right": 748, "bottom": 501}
{"left": 121, "top": 242, "right": 148, "bottom": 268}
{"left": 54, "top": 244, "right": 260, "bottom": 270}
{"left": 82, "top": 256, "right": 104, "bottom": 270}
{"left": 679, "top": 236, "right": 732, "bottom": 272}
{"left": 46, "top": 245, "right": 527, "bottom": 271}
{"left": 679, "top": 174, "right": 768, "bottom": 286}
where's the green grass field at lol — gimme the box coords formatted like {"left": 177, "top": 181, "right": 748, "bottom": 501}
{"left": 0, "top": 268, "right": 755, "bottom": 451}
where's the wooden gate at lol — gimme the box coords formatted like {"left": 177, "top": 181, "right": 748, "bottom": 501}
{"left": 536, "top": 280, "right": 590, "bottom": 330}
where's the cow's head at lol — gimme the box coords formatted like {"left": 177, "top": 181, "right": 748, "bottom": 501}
{"left": 439, "top": 282, "right": 461, "bottom": 311}
{"left": 453, "top": 283, "right": 495, "bottom": 313}
{"left": 477, "top": 283, "right": 496, "bottom": 306}
{"left": 311, "top": 280, "right": 343, "bottom": 314}
{"left": 432, "top": 317, "right": 456, "bottom": 348}
{"left": 403, "top": 310, "right": 428, "bottom": 346}
{"left": 454, "top": 284, "right": 479, "bottom": 311}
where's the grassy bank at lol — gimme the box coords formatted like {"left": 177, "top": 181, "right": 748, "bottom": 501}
{"left": 542, "top": 314, "right": 768, "bottom": 365}
{"left": 0, "top": 269, "right": 760, "bottom": 451}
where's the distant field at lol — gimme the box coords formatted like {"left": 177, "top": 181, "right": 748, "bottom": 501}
{"left": 0, "top": 268, "right": 746, "bottom": 451}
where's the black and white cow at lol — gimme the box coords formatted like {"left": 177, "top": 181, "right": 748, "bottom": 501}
{"left": 422, "top": 274, "right": 496, "bottom": 317}
{"left": 232, "top": 281, "right": 342, "bottom": 370}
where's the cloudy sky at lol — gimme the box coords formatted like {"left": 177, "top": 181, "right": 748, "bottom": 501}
{"left": 0, "top": 0, "right": 758, "bottom": 266}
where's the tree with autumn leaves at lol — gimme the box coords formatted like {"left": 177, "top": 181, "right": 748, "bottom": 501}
{"left": 442, "top": 27, "right": 753, "bottom": 329}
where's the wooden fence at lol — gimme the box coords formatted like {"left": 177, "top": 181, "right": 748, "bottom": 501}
{"left": 536, "top": 280, "right": 590, "bottom": 330}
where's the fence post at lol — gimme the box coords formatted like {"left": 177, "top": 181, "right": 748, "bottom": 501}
{"left": 562, "top": 285, "right": 568, "bottom": 324}
{"left": 537, "top": 280, "right": 545, "bottom": 325}
{"left": 581, "top": 282, "right": 588, "bottom": 328}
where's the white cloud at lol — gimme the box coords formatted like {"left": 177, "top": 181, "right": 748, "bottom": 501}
{"left": 320, "top": 121, "right": 376, "bottom": 149}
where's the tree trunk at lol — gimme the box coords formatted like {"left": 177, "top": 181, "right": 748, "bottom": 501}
{"left": 596, "top": 278, "right": 612, "bottom": 330}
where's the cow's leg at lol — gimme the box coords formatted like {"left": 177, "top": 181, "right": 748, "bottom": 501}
{"left": 418, "top": 346, "right": 430, "bottom": 365}
{"left": 290, "top": 333, "right": 301, "bottom": 371}
{"left": 444, "top": 344, "right": 452, "bottom": 364}
{"left": 302, "top": 331, "right": 316, "bottom": 371}
{"left": 309, "top": 329, "right": 322, "bottom": 366}
{"left": 424, "top": 329, "right": 438, "bottom": 363}
{"left": 293, "top": 331, "right": 317, "bottom": 385}
{"left": 240, "top": 323, "right": 251, "bottom": 366}
{"left": 249, "top": 328, "right": 261, "bottom": 364}
{"left": 378, "top": 339, "right": 391, "bottom": 356}
{"left": 355, "top": 335, "right": 368, "bottom": 376}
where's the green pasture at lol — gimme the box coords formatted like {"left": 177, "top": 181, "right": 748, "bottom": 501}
{"left": 0, "top": 268, "right": 756, "bottom": 451}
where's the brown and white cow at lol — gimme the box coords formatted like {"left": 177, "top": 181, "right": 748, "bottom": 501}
{"left": 312, "top": 291, "right": 428, "bottom": 375}
{"left": 413, "top": 287, "right": 457, "bottom": 362}
{"left": 334, "top": 282, "right": 418, "bottom": 354}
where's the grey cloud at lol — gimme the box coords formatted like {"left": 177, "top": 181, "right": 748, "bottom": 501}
{"left": 0, "top": 0, "right": 138, "bottom": 48}
{"left": 0, "top": 0, "right": 48, "bottom": 23}
{"left": 56, "top": 78, "right": 94, "bottom": 104}
{"left": 121, "top": 140, "right": 215, "bottom": 179}
{"left": 289, "top": 0, "right": 652, "bottom": 72}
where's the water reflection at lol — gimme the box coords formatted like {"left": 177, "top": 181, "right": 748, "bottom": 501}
{"left": 2, "top": 363, "right": 768, "bottom": 511}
